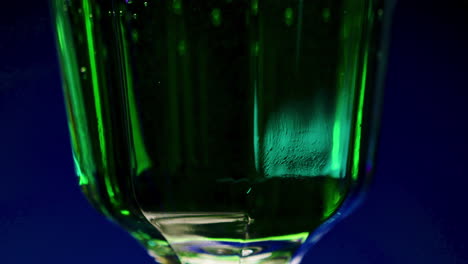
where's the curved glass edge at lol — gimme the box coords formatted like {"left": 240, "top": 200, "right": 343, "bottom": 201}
{"left": 290, "top": 0, "right": 395, "bottom": 262}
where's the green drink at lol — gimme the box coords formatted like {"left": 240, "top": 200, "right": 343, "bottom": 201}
{"left": 51, "top": 0, "right": 391, "bottom": 263}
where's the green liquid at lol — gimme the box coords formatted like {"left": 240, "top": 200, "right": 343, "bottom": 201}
{"left": 52, "top": 0, "right": 387, "bottom": 263}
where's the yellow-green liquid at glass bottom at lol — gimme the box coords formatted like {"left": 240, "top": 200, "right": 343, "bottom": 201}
{"left": 138, "top": 173, "right": 345, "bottom": 264}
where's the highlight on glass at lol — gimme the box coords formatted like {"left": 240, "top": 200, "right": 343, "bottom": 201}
{"left": 51, "top": 0, "right": 394, "bottom": 263}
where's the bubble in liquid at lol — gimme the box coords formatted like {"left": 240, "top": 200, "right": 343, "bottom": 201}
{"left": 80, "top": 67, "right": 87, "bottom": 73}
{"left": 132, "top": 30, "right": 139, "bottom": 42}
{"left": 133, "top": 13, "right": 138, "bottom": 19}
{"left": 251, "top": 0, "right": 258, "bottom": 15}
{"left": 284, "top": 8, "right": 294, "bottom": 26}
{"left": 252, "top": 42, "right": 259, "bottom": 56}
{"left": 322, "top": 8, "right": 331, "bottom": 22}
{"left": 178, "top": 40, "right": 186, "bottom": 56}
{"left": 211, "top": 8, "right": 222, "bottom": 27}
{"left": 378, "top": 8, "right": 384, "bottom": 18}
{"left": 144, "top": 1, "right": 148, "bottom": 7}
{"left": 172, "top": 0, "right": 182, "bottom": 15}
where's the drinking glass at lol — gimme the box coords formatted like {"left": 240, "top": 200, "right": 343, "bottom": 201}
{"left": 51, "top": 0, "right": 394, "bottom": 263}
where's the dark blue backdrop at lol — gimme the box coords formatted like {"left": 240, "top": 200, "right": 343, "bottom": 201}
{"left": 1, "top": 1, "right": 467, "bottom": 263}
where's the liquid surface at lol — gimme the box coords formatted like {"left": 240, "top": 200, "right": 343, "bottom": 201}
{"left": 52, "top": 0, "right": 385, "bottom": 263}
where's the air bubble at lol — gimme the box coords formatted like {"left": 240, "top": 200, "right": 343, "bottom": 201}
{"left": 211, "top": 8, "right": 222, "bottom": 27}
{"left": 378, "top": 9, "right": 384, "bottom": 18}
{"left": 322, "top": 8, "right": 331, "bottom": 22}
{"left": 284, "top": 8, "right": 293, "bottom": 26}
{"left": 252, "top": 42, "right": 259, "bottom": 56}
{"left": 178, "top": 40, "right": 186, "bottom": 56}
{"left": 173, "top": 0, "right": 182, "bottom": 14}
{"left": 132, "top": 30, "right": 139, "bottom": 42}
{"left": 251, "top": 0, "right": 258, "bottom": 15}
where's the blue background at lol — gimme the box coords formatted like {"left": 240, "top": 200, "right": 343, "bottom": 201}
{"left": 1, "top": 1, "right": 467, "bottom": 263}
